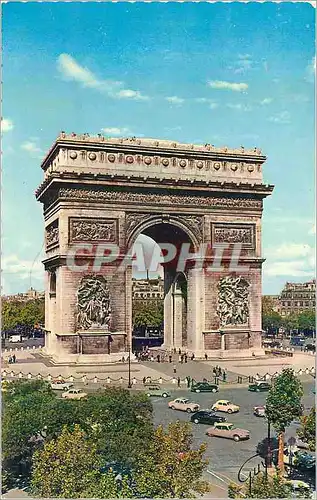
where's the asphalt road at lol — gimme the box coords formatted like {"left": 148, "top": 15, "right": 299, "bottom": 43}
{"left": 151, "top": 380, "right": 315, "bottom": 489}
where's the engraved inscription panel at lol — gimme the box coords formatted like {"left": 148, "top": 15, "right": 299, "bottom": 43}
{"left": 212, "top": 223, "right": 255, "bottom": 248}
{"left": 69, "top": 218, "right": 118, "bottom": 243}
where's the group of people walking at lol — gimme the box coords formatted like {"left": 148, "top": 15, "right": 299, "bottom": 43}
{"left": 8, "top": 354, "right": 16, "bottom": 364}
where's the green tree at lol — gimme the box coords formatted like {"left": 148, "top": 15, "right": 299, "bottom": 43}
{"left": 262, "top": 311, "right": 282, "bottom": 333}
{"left": 133, "top": 421, "right": 210, "bottom": 498}
{"left": 282, "top": 313, "right": 299, "bottom": 334}
{"left": 132, "top": 299, "right": 164, "bottom": 327}
{"left": 228, "top": 472, "right": 310, "bottom": 498}
{"left": 266, "top": 369, "right": 303, "bottom": 475}
{"left": 298, "top": 310, "right": 315, "bottom": 335}
{"left": 1, "top": 299, "right": 45, "bottom": 331}
{"left": 31, "top": 425, "right": 102, "bottom": 498}
{"left": 297, "top": 407, "right": 316, "bottom": 451}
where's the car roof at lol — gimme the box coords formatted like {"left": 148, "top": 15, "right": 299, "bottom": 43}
{"left": 216, "top": 400, "right": 230, "bottom": 404}
{"left": 215, "top": 422, "right": 232, "bottom": 427}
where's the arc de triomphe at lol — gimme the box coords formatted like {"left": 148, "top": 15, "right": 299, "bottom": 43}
{"left": 36, "top": 133, "right": 273, "bottom": 363}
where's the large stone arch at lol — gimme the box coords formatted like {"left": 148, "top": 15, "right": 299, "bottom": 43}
{"left": 36, "top": 133, "right": 273, "bottom": 363}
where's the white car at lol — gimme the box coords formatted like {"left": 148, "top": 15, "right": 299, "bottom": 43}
{"left": 51, "top": 380, "right": 73, "bottom": 390}
{"left": 61, "top": 388, "right": 87, "bottom": 400}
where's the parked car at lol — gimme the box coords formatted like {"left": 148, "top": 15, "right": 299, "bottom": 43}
{"left": 248, "top": 381, "right": 271, "bottom": 392}
{"left": 290, "top": 337, "right": 305, "bottom": 346}
{"left": 253, "top": 405, "right": 266, "bottom": 417}
{"left": 168, "top": 398, "right": 200, "bottom": 413}
{"left": 145, "top": 385, "right": 170, "bottom": 398}
{"left": 61, "top": 388, "right": 87, "bottom": 400}
{"left": 191, "top": 381, "right": 218, "bottom": 393}
{"left": 304, "top": 343, "right": 316, "bottom": 352}
{"left": 190, "top": 410, "right": 226, "bottom": 425}
{"left": 206, "top": 422, "right": 250, "bottom": 441}
{"left": 8, "top": 335, "right": 22, "bottom": 343}
{"left": 51, "top": 380, "right": 74, "bottom": 390}
{"left": 211, "top": 400, "right": 240, "bottom": 414}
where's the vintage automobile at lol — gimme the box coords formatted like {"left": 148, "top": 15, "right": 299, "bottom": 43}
{"left": 190, "top": 410, "right": 226, "bottom": 425}
{"left": 61, "top": 388, "right": 87, "bottom": 400}
{"left": 248, "top": 381, "right": 271, "bottom": 392}
{"left": 191, "top": 381, "right": 218, "bottom": 393}
{"left": 51, "top": 379, "right": 74, "bottom": 390}
{"left": 206, "top": 422, "right": 250, "bottom": 441}
{"left": 253, "top": 405, "right": 266, "bottom": 417}
{"left": 211, "top": 400, "right": 240, "bottom": 414}
{"left": 168, "top": 398, "right": 200, "bottom": 413}
{"left": 145, "top": 385, "right": 170, "bottom": 398}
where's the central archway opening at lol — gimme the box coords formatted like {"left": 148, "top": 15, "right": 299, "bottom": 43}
{"left": 130, "top": 222, "right": 194, "bottom": 354}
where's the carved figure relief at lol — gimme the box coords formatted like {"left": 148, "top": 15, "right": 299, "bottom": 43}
{"left": 69, "top": 218, "right": 117, "bottom": 243}
{"left": 213, "top": 224, "right": 255, "bottom": 248}
{"left": 77, "top": 275, "right": 111, "bottom": 330}
{"left": 46, "top": 219, "right": 59, "bottom": 248}
{"left": 217, "top": 276, "right": 250, "bottom": 326}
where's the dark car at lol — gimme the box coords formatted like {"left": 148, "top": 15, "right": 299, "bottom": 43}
{"left": 191, "top": 382, "right": 218, "bottom": 393}
{"left": 248, "top": 382, "right": 271, "bottom": 392}
{"left": 190, "top": 410, "right": 226, "bottom": 425}
{"left": 304, "top": 343, "right": 316, "bottom": 352}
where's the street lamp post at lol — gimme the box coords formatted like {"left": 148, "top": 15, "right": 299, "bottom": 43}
{"left": 127, "top": 342, "right": 132, "bottom": 389}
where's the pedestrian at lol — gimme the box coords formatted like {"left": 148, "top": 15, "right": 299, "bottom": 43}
{"left": 178, "top": 354, "right": 182, "bottom": 363}
{"left": 204, "top": 353, "right": 208, "bottom": 360}
{"left": 178, "top": 348, "right": 182, "bottom": 355}
{"left": 191, "top": 353, "right": 195, "bottom": 361}
{"left": 12, "top": 354, "right": 16, "bottom": 363}
{"left": 184, "top": 354, "right": 188, "bottom": 363}
{"left": 169, "top": 355, "right": 172, "bottom": 363}
{"left": 177, "top": 376, "right": 181, "bottom": 388}
{"left": 157, "top": 354, "right": 160, "bottom": 363}
{"left": 173, "top": 365, "right": 177, "bottom": 374}
{"left": 150, "top": 355, "right": 154, "bottom": 362}
{"left": 222, "top": 370, "right": 227, "bottom": 382}
{"left": 143, "top": 376, "right": 146, "bottom": 385}
{"left": 181, "top": 355, "right": 184, "bottom": 364}
{"left": 174, "top": 348, "right": 177, "bottom": 354}
{"left": 186, "top": 376, "right": 191, "bottom": 388}
{"left": 218, "top": 367, "right": 222, "bottom": 377}
{"left": 8, "top": 355, "right": 12, "bottom": 364}
{"left": 213, "top": 367, "right": 216, "bottom": 377}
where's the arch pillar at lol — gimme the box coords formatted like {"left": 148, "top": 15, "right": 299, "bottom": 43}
{"left": 187, "top": 266, "right": 205, "bottom": 355}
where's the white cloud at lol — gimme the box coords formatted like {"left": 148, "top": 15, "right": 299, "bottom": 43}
{"left": 268, "top": 111, "right": 290, "bottom": 124}
{"left": 226, "top": 103, "right": 252, "bottom": 111}
{"left": 2, "top": 255, "right": 44, "bottom": 281}
{"left": 57, "top": 53, "right": 149, "bottom": 101}
{"left": 208, "top": 80, "right": 248, "bottom": 92}
{"left": 166, "top": 96, "right": 185, "bottom": 105}
{"left": 260, "top": 98, "right": 273, "bottom": 105}
{"left": 101, "top": 127, "right": 132, "bottom": 136}
{"left": 266, "top": 243, "right": 313, "bottom": 260}
{"left": 264, "top": 261, "right": 314, "bottom": 277}
{"left": 209, "top": 102, "right": 219, "bottom": 110}
{"left": 264, "top": 243, "right": 315, "bottom": 277}
{"left": 21, "top": 141, "right": 42, "bottom": 154}
{"left": 1, "top": 118, "right": 14, "bottom": 132}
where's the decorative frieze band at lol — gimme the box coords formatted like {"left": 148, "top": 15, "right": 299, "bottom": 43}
{"left": 45, "top": 219, "right": 59, "bottom": 249}
{"left": 212, "top": 223, "right": 255, "bottom": 248}
{"left": 69, "top": 217, "right": 118, "bottom": 244}
{"left": 56, "top": 188, "right": 262, "bottom": 211}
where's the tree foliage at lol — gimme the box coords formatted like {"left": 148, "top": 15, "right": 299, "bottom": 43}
{"left": 1, "top": 299, "right": 45, "bottom": 331}
{"left": 266, "top": 369, "right": 303, "bottom": 473}
{"left": 133, "top": 421, "right": 210, "bottom": 498}
{"left": 2, "top": 381, "right": 153, "bottom": 488}
{"left": 228, "top": 472, "right": 310, "bottom": 498}
{"left": 297, "top": 407, "right": 316, "bottom": 451}
{"left": 132, "top": 299, "right": 164, "bottom": 327}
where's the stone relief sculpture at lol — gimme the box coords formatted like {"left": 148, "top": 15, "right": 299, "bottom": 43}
{"left": 77, "top": 275, "right": 111, "bottom": 330}
{"left": 46, "top": 220, "right": 59, "bottom": 247}
{"left": 217, "top": 276, "right": 250, "bottom": 326}
{"left": 213, "top": 225, "right": 254, "bottom": 246}
{"left": 70, "top": 218, "right": 117, "bottom": 242}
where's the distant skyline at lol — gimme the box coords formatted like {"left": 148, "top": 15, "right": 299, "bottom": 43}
{"left": 2, "top": 2, "right": 315, "bottom": 294}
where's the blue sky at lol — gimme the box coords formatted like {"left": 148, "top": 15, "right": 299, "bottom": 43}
{"left": 2, "top": 2, "right": 315, "bottom": 295}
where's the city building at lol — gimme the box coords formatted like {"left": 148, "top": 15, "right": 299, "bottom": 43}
{"left": 132, "top": 278, "right": 164, "bottom": 300}
{"left": 2, "top": 287, "right": 45, "bottom": 302}
{"left": 265, "top": 280, "right": 316, "bottom": 317}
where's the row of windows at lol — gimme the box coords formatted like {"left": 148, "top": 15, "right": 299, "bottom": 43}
{"left": 133, "top": 292, "right": 163, "bottom": 298}
{"left": 281, "top": 293, "right": 315, "bottom": 299}
{"left": 281, "top": 301, "right": 315, "bottom": 307}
